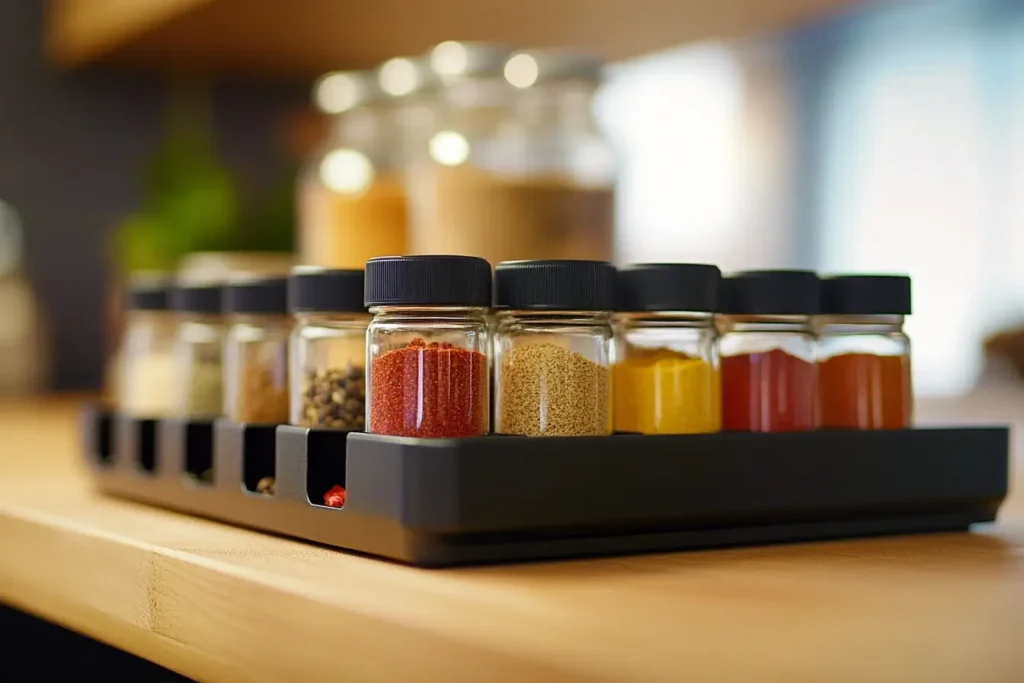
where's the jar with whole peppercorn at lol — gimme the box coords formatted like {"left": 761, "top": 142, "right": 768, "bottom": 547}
{"left": 170, "top": 282, "right": 226, "bottom": 419}
{"left": 223, "top": 276, "right": 291, "bottom": 424}
{"left": 365, "top": 255, "right": 492, "bottom": 438}
{"left": 288, "top": 267, "right": 370, "bottom": 430}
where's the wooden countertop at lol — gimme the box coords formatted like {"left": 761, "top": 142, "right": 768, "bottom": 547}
{"left": 1, "top": 389, "right": 1022, "bottom": 682}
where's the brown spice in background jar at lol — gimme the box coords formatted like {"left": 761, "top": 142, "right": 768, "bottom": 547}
{"left": 234, "top": 365, "right": 289, "bottom": 424}
{"left": 256, "top": 476, "right": 276, "bottom": 496}
{"left": 300, "top": 364, "right": 366, "bottom": 429}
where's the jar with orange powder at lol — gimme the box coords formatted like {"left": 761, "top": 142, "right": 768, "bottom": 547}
{"left": 298, "top": 70, "right": 408, "bottom": 269}
{"left": 817, "top": 275, "right": 912, "bottom": 430}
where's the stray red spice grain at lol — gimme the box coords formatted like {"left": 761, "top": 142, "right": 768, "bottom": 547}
{"left": 323, "top": 485, "right": 346, "bottom": 508}
{"left": 370, "top": 338, "right": 488, "bottom": 438}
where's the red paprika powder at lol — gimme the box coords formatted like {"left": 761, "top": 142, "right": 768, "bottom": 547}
{"left": 369, "top": 338, "right": 488, "bottom": 438}
{"left": 719, "top": 270, "right": 821, "bottom": 432}
{"left": 721, "top": 348, "right": 817, "bottom": 432}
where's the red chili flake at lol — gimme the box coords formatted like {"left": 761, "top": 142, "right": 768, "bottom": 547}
{"left": 323, "top": 485, "right": 346, "bottom": 508}
{"left": 370, "top": 338, "right": 488, "bottom": 438}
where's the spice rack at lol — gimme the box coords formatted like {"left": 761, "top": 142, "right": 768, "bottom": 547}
{"left": 81, "top": 404, "right": 1010, "bottom": 567}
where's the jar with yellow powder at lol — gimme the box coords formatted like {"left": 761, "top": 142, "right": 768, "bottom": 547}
{"left": 613, "top": 264, "right": 721, "bottom": 434}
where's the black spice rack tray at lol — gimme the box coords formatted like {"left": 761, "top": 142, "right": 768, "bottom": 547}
{"left": 80, "top": 404, "right": 1010, "bottom": 567}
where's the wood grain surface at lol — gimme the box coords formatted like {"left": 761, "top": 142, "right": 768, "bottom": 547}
{"left": 46, "top": 0, "right": 861, "bottom": 77}
{"left": 0, "top": 388, "right": 1021, "bottom": 682}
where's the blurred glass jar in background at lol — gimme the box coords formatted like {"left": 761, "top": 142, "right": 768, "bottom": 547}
{"left": 298, "top": 70, "right": 407, "bottom": 269}
{"left": 407, "top": 44, "right": 616, "bottom": 264}
{"left": 170, "top": 283, "right": 225, "bottom": 419}
{"left": 118, "top": 278, "right": 175, "bottom": 417}
{"left": 0, "top": 200, "right": 48, "bottom": 396}
{"left": 223, "top": 277, "right": 290, "bottom": 425}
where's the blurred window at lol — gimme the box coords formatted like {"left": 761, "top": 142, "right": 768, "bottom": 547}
{"left": 813, "top": 0, "right": 1023, "bottom": 396}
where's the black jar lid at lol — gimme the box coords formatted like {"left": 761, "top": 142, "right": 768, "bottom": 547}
{"left": 289, "top": 266, "right": 365, "bottom": 313}
{"left": 364, "top": 255, "right": 492, "bottom": 307}
{"left": 127, "top": 278, "right": 171, "bottom": 311}
{"left": 494, "top": 260, "right": 616, "bottom": 311}
{"left": 617, "top": 263, "right": 721, "bottom": 313}
{"left": 171, "top": 282, "right": 223, "bottom": 315}
{"left": 720, "top": 270, "right": 820, "bottom": 315}
{"left": 821, "top": 274, "right": 912, "bottom": 315}
{"left": 224, "top": 276, "right": 289, "bottom": 315}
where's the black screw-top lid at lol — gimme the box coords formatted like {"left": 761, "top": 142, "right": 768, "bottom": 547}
{"left": 128, "top": 279, "right": 171, "bottom": 311}
{"left": 494, "top": 260, "right": 616, "bottom": 311}
{"left": 224, "top": 277, "right": 289, "bottom": 315}
{"left": 171, "top": 283, "right": 223, "bottom": 314}
{"left": 617, "top": 263, "right": 721, "bottom": 313}
{"left": 365, "top": 255, "right": 492, "bottom": 307}
{"left": 289, "top": 267, "right": 365, "bottom": 313}
{"left": 821, "top": 274, "right": 912, "bottom": 315}
{"left": 720, "top": 270, "right": 820, "bottom": 315}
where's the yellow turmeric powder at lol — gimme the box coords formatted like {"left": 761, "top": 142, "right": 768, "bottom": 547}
{"left": 613, "top": 349, "right": 720, "bottom": 434}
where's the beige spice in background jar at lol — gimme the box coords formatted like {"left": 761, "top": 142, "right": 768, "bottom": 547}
{"left": 223, "top": 277, "right": 291, "bottom": 424}
{"left": 406, "top": 45, "right": 615, "bottom": 264}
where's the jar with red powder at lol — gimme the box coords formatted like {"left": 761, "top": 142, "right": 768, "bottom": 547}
{"left": 719, "top": 270, "right": 819, "bottom": 432}
{"left": 817, "top": 275, "right": 912, "bottom": 430}
{"left": 365, "top": 255, "right": 492, "bottom": 438}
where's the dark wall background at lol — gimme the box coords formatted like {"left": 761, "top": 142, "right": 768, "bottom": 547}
{"left": 0, "top": 0, "right": 306, "bottom": 391}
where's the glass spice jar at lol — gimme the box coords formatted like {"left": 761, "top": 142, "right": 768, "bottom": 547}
{"left": 170, "top": 283, "right": 225, "bottom": 420}
{"left": 494, "top": 260, "right": 615, "bottom": 437}
{"left": 365, "top": 255, "right": 491, "bottom": 438}
{"left": 118, "top": 277, "right": 176, "bottom": 417}
{"left": 614, "top": 264, "right": 721, "bottom": 435}
{"left": 718, "top": 270, "right": 820, "bottom": 433}
{"left": 223, "top": 277, "right": 290, "bottom": 424}
{"left": 817, "top": 275, "right": 912, "bottom": 430}
{"left": 299, "top": 70, "right": 408, "bottom": 269}
{"left": 288, "top": 267, "right": 369, "bottom": 430}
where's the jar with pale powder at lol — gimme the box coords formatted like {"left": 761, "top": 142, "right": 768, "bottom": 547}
{"left": 407, "top": 44, "right": 616, "bottom": 264}
{"left": 298, "top": 70, "right": 408, "bottom": 270}
{"left": 118, "top": 278, "right": 176, "bottom": 417}
{"left": 494, "top": 260, "right": 615, "bottom": 437}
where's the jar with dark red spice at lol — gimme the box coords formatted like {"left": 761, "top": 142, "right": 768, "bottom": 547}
{"left": 365, "top": 255, "right": 491, "bottom": 438}
{"left": 718, "top": 270, "right": 819, "bottom": 432}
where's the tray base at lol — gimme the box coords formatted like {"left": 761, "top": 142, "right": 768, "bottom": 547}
{"left": 81, "top": 408, "right": 1010, "bottom": 567}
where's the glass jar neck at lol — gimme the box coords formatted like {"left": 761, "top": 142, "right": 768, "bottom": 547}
{"left": 615, "top": 311, "right": 715, "bottom": 328}
{"left": 719, "top": 315, "right": 812, "bottom": 334}
{"left": 498, "top": 310, "right": 611, "bottom": 324}
{"left": 370, "top": 306, "right": 490, "bottom": 322}
{"left": 228, "top": 313, "right": 292, "bottom": 328}
{"left": 296, "top": 311, "right": 371, "bottom": 325}
{"left": 178, "top": 313, "right": 223, "bottom": 325}
{"left": 329, "top": 106, "right": 383, "bottom": 145}
{"left": 815, "top": 314, "right": 905, "bottom": 335}
{"left": 513, "top": 81, "right": 598, "bottom": 133}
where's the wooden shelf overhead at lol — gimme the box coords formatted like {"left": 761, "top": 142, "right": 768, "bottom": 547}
{"left": 47, "top": 0, "right": 861, "bottom": 78}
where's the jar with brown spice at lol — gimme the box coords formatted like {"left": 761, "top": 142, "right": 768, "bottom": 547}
{"left": 494, "top": 260, "right": 615, "bottom": 437}
{"left": 288, "top": 267, "right": 369, "bottom": 430}
{"left": 406, "top": 45, "right": 615, "bottom": 264}
{"left": 170, "top": 283, "right": 225, "bottom": 419}
{"left": 223, "top": 277, "right": 290, "bottom": 424}
{"left": 298, "top": 70, "right": 407, "bottom": 269}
